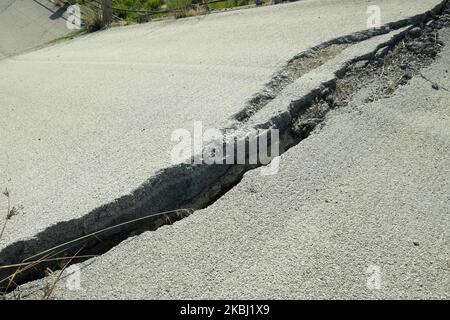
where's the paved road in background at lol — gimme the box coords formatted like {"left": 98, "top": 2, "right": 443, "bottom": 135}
{"left": 0, "top": 0, "right": 68, "bottom": 58}
{"left": 0, "top": 0, "right": 444, "bottom": 265}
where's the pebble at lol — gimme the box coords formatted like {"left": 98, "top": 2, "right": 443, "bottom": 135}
{"left": 353, "top": 60, "right": 369, "bottom": 69}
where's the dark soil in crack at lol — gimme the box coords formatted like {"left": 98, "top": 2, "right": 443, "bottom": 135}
{"left": 291, "top": 5, "right": 450, "bottom": 138}
{"left": 233, "top": 0, "right": 449, "bottom": 124}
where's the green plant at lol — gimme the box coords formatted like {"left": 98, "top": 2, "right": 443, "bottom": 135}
{"left": 209, "top": 0, "right": 250, "bottom": 10}
{"left": 113, "top": 0, "right": 163, "bottom": 10}
{"left": 145, "top": 0, "right": 164, "bottom": 10}
{"left": 166, "top": 0, "right": 193, "bottom": 10}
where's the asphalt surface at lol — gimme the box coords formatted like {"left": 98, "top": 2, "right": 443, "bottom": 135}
{"left": 0, "top": 0, "right": 69, "bottom": 58}
{"left": 0, "top": 0, "right": 445, "bottom": 258}
{"left": 17, "top": 26, "right": 450, "bottom": 300}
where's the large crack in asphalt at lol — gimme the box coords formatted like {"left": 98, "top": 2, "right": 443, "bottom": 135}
{"left": 291, "top": 6, "right": 450, "bottom": 141}
{"left": 2, "top": 0, "right": 450, "bottom": 296}
{"left": 232, "top": 0, "right": 448, "bottom": 123}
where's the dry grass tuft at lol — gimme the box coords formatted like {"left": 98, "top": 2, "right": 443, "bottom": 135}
{"left": 81, "top": 5, "right": 105, "bottom": 32}
{"left": 0, "top": 208, "right": 194, "bottom": 298}
{"left": 0, "top": 189, "right": 24, "bottom": 241}
{"left": 173, "top": 5, "right": 208, "bottom": 19}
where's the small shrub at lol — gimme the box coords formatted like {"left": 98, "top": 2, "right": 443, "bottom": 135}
{"left": 209, "top": 0, "right": 250, "bottom": 10}
{"left": 82, "top": 6, "right": 104, "bottom": 32}
{"left": 145, "top": 0, "right": 164, "bottom": 10}
{"left": 113, "top": 0, "right": 163, "bottom": 10}
{"left": 166, "top": 0, "right": 193, "bottom": 10}
{"left": 0, "top": 189, "right": 24, "bottom": 241}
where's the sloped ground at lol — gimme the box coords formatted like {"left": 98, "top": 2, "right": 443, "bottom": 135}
{"left": 16, "top": 23, "right": 450, "bottom": 300}
{"left": 1, "top": 0, "right": 449, "bottom": 297}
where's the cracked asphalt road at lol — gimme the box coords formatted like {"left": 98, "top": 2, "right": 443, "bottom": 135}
{"left": 0, "top": 0, "right": 445, "bottom": 258}
{"left": 14, "top": 24, "right": 450, "bottom": 301}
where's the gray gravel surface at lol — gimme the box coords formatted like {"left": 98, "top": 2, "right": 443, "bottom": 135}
{"left": 14, "top": 22, "right": 450, "bottom": 301}
{"left": 1, "top": 0, "right": 444, "bottom": 252}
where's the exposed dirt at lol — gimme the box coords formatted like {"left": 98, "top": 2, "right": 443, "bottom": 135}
{"left": 292, "top": 4, "right": 450, "bottom": 138}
